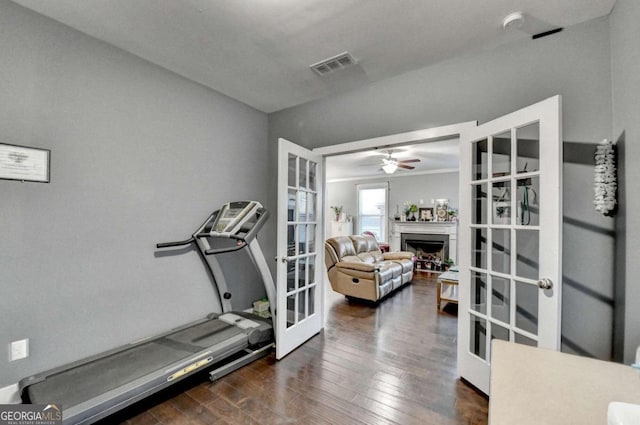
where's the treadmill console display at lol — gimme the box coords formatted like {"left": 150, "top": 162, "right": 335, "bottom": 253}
{"left": 212, "top": 201, "right": 259, "bottom": 235}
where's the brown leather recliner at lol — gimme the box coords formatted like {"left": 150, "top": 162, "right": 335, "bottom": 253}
{"left": 324, "top": 235, "right": 414, "bottom": 302}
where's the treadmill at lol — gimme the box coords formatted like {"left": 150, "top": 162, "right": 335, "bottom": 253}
{"left": 20, "top": 201, "right": 277, "bottom": 425}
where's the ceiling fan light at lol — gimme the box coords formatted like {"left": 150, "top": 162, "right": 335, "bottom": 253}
{"left": 503, "top": 12, "right": 524, "bottom": 30}
{"left": 382, "top": 163, "right": 398, "bottom": 174}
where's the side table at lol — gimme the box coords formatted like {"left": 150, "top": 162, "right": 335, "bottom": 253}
{"left": 437, "top": 270, "right": 459, "bottom": 310}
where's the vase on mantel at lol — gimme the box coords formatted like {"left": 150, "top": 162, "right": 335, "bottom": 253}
{"left": 394, "top": 205, "right": 401, "bottom": 221}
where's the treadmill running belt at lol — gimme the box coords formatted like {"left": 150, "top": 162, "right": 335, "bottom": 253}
{"left": 27, "top": 319, "right": 244, "bottom": 409}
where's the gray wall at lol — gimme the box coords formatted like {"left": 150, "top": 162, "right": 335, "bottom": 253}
{"left": 270, "top": 17, "right": 618, "bottom": 360}
{"left": 2, "top": 0, "right": 632, "bottom": 392}
{"left": 610, "top": 0, "right": 640, "bottom": 364}
{"left": 0, "top": 1, "right": 269, "bottom": 387}
{"left": 326, "top": 171, "right": 459, "bottom": 241}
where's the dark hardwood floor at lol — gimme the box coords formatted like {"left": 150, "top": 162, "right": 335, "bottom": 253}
{"left": 114, "top": 273, "right": 488, "bottom": 424}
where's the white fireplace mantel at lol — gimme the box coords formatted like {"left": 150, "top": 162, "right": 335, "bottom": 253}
{"left": 391, "top": 221, "right": 458, "bottom": 262}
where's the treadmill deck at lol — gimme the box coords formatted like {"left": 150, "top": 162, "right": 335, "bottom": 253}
{"left": 26, "top": 318, "right": 245, "bottom": 411}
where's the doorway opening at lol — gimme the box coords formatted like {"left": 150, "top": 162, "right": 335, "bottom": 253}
{"left": 312, "top": 122, "right": 475, "bottom": 357}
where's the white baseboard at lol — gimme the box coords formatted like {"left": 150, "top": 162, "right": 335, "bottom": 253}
{"left": 0, "top": 383, "right": 20, "bottom": 404}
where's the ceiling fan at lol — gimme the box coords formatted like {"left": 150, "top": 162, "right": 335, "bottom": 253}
{"left": 380, "top": 151, "right": 420, "bottom": 174}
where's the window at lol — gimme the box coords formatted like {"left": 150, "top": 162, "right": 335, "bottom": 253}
{"left": 357, "top": 183, "right": 388, "bottom": 242}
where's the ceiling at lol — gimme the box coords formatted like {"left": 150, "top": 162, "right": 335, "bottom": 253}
{"left": 326, "top": 139, "right": 460, "bottom": 181}
{"left": 11, "top": 0, "right": 615, "bottom": 113}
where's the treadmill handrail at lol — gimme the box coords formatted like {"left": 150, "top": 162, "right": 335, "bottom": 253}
{"left": 156, "top": 237, "right": 195, "bottom": 249}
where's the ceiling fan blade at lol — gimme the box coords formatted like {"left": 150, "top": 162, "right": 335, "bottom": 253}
{"left": 398, "top": 164, "right": 415, "bottom": 170}
{"left": 398, "top": 158, "right": 421, "bottom": 163}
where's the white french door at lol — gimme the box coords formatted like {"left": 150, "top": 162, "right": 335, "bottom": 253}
{"left": 457, "top": 96, "right": 563, "bottom": 394}
{"left": 275, "top": 138, "right": 324, "bottom": 359}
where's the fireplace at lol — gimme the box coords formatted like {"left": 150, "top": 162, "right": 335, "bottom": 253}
{"left": 391, "top": 221, "right": 457, "bottom": 264}
{"left": 401, "top": 233, "right": 449, "bottom": 271}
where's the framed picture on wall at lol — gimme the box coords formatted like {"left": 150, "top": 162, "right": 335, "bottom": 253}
{"left": 419, "top": 207, "right": 433, "bottom": 221}
{"left": 0, "top": 143, "right": 50, "bottom": 183}
{"left": 435, "top": 199, "right": 449, "bottom": 222}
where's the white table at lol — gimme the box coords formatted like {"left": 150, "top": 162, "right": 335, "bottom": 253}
{"left": 490, "top": 340, "right": 640, "bottom": 424}
{"left": 437, "top": 270, "right": 458, "bottom": 310}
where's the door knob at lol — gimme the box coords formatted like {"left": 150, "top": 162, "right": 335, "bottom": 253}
{"left": 537, "top": 278, "right": 553, "bottom": 290}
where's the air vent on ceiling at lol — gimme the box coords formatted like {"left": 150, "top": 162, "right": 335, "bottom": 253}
{"left": 310, "top": 52, "right": 357, "bottom": 76}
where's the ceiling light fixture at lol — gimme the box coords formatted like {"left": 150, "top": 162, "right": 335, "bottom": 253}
{"left": 382, "top": 161, "right": 398, "bottom": 174}
{"left": 502, "top": 12, "right": 524, "bottom": 30}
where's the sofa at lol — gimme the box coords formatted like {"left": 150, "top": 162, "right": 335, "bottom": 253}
{"left": 324, "top": 235, "right": 414, "bottom": 302}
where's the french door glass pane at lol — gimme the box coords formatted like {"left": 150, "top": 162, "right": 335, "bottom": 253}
{"left": 286, "top": 260, "right": 295, "bottom": 292}
{"left": 298, "top": 224, "right": 307, "bottom": 255}
{"left": 516, "top": 230, "right": 539, "bottom": 280}
{"left": 297, "top": 257, "right": 306, "bottom": 290}
{"left": 308, "top": 260, "right": 315, "bottom": 285}
{"left": 491, "top": 322, "right": 510, "bottom": 343}
{"left": 288, "top": 154, "right": 297, "bottom": 187}
{"left": 309, "top": 161, "right": 317, "bottom": 191}
{"left": 297, "top": 191, "right": 307, "bottom": 222}
{"left": 308, "top": 286, "right": 315, "bottom": 316}
{"left": 298, "top": 290, "right": 306, "bottom": 320}
{"left": 515, "top": 333, "right": 537, "bottom": 347}
{"left": 307, "top": 193, "right": 316, "bottom": 222}
{"left": 286, "top": 295, "right": 295, "bottom": 328}
{"left": 471, "top": 228, "right": 487, "bottom": 269}
{"left": 517, "top": 122, "right": 540, "bottom": 173}
{"left": 299, "top": 159, "right": 308, "bottom": 189}
{"left": 307, "top": 224, "right": 316, "bottom": 254}
{"left": 287, "top": 225, "right": 296, "bottom": 257}
{"left": 288, "top": 190, "right": 296, "bottom": 222}
{"left": 471, "top": 271, "right": 487, "bottom": 314}
{"left": 516, "top": 280, "right": 539, "bottom": 335}
{"left": 491, "top": 276, "right": 511, "bottom": 324}
{"left": 492, "top": 131, "right": 511, "bottom": 177}
{"left": 470, "top": 315, "right": 487, "bottom": 360}
{"left": 472, "top": 139, "right": 488, "bottom": 181}
{"left": 517, "top": 176, "right": 539, "bottom": 226}
{"left": 491, "top": 229, "right": 511, "bottom": 274}
{"left": 471, "top": 184, "right": 488, "bottom": 224}
{"left": 492, "top": 181, "right": 511, "bottom": 225}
